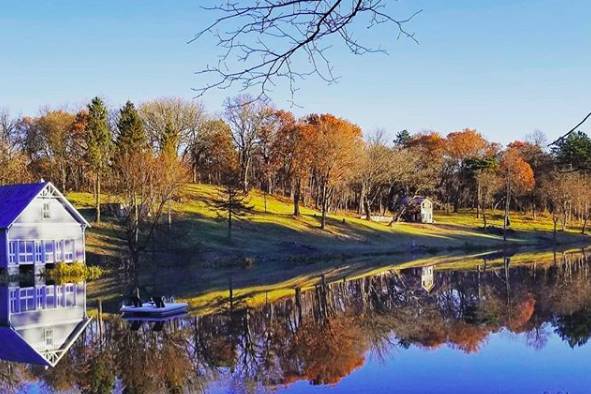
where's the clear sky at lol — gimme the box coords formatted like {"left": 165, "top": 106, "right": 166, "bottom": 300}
{"left": 1, "top": 0, "right": 589, "bottom": 144}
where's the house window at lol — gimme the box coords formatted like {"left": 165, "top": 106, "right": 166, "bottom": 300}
{"left": 18, "top": 241, "right": 34, "bottom": 264}
{"left": 44, "top": 240, "right": 55, "bottom": 263}
{"left": 19, "top": 288, "right": 35, "bottom": 311}
{"left": 56, "top": 286, "right": 64, "bottom": 307}
{"left": 64, "top": 240, "right": 74, "bottom": 262}
{"left": 43, "top": 328, "right": 54, "bottom": 349}
{"left": 9, "top": 290, "right": 18, "bottom": 313}
{"left": 55, "top": 240, "right": 64, "bottom": 262}
{"left": 8, "top": 241, "right": 17, "bottom": 264}
{"left": 65, "top": 284, "right": 75, "bottom": 306}
{"left": 42, "top": 202, "right": 51, "bottom": 219}
{"left": 35, "top": 241, "right": 43, "bottom": 263}
{"left": 36, "top": 287, "right": 44, "bottom": 309}
{"left": 46, "top": 286, "right": 55, "bottom": 308}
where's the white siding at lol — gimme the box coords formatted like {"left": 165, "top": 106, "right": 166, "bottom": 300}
{"left": 6, "top": 195, "right": 85, "bottom": 265}
{"left": 14, "top": 196, "right": 79, "bottom": 225}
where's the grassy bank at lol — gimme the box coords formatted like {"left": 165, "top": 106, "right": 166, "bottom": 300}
{"left": 68, "top": 183, "right": 590, "bottom": 266}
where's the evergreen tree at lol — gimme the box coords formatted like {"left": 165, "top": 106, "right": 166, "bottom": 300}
{"left": 160, "top": 120, "right": 179, "bottom": 157}
{"left": 116, "top": 101, "right": 147, "bottom": 155}
{"left": 552, "top": 130, "right": 591, "bottom": 171}
{"left": 394, "top": 129, "right": 411, "bottom": 147}
{"left": 86, "top": 97, "right": 113, "bottom": 223}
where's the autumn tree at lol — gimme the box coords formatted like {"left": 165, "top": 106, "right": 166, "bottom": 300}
{"left": 257, "top": 110, "right": 295, "bottom": 212}
{"left": 67, "top": 110, "right": 90, "bottom": 190}
{"left": 23, "top": 110, "right": 77, "bottom": 190}
{"left": 465, "top": 157, "right": 497, "bottom": 220}
{"left": 499, "top": 148, "right": 535, "bottom": 240}
{"left": 307, "top": 114, "right": 363, "bottom": 229}
{"left": 0, "top": 109, "right": 30, "bottom": 184}
{"left": 444, "top": 129, "right": 489, "bottom": 212}
{"left": 86, "top": 97, "right": 113, "bottom": 223}
{"left": 474, "top": 166, "right": 501, "bottom": 228}
{"left": 276, "top": 120, "right": 315, "bottom": 216}
{"left": 508, "top": 138, "right": 553, "bottom": 218}
{"left": 190, "top": 119, "right": 236, "bottom": 184}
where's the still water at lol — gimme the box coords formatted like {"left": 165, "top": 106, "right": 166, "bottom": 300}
{"left": 2, "top": 250, "right": 591, "bottom": 393}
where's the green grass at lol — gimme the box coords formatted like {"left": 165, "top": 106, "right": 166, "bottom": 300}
{"left": 67, "top": 183, "right": 590, "bottom": 265}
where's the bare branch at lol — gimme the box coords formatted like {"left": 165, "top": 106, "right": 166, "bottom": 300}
{"left": 190, "top": 0, "right": 421, "bottom": 101}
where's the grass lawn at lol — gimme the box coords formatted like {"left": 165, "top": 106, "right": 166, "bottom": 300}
{"left": 67, "top": 183, "right": 590, "bottom": 266}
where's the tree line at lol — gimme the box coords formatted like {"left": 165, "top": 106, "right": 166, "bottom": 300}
{"left": 1, "top": 96, "right": 591, "bottom": 241}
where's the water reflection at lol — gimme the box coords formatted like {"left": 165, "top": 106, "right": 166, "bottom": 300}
{"left": 3, "top": 250, "right": 591, "bottom": 393}
{"left": 0, "top": 279, "right": 89, "bottom": 368}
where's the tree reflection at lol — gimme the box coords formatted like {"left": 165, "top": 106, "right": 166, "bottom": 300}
{"left": 7, "top": 250, "right": 591, "bottom": 392}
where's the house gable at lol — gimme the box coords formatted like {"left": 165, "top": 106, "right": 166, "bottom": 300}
{"left": 0, "top": 182, "right": 89, "bottom": 229}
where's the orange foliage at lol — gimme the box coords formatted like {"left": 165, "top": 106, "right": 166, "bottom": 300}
{"left": 407, "top": 131, "right": 446, "bottom": 158}
{"left": 445, "top": 128, "right": 488, "bottom": 161}
{"left": 448, "top": 322, "right": 489, "bottom": 353}
{"left": 507, "top": 293, "right": 536, "bottom": 332}
{"left": 295, "top": 316, "right": 367, "bottom": 385}
{"left": 500, "top": 148, "right": 535, "bottom": 194}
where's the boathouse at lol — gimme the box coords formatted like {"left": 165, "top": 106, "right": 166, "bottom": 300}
{"left": 0, "top": 182, "right": 89, "bottom": 275}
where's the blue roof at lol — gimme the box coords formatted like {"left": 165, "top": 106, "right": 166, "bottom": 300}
{"left": 0, "top": 182, "right": 47, "bottom": 229}
{"left": 0, "top": 327, "right": 49, "bottom": 366}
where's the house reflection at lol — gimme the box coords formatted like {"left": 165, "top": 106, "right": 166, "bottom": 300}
{"left": 0, "top": 280, "right": 90, "bottom": 367}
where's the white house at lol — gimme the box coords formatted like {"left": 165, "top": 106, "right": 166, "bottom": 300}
{"left": 402, "top": 196, "right": 434, "bottom": 224}
{"left": 0, "top": 182, "right": 90, "bottom": 275}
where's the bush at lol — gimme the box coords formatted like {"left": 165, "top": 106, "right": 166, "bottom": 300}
{"left": 46, "top": 262, "right": 105, "bottom": 282}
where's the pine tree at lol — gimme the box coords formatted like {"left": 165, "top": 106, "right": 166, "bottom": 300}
{"left": 86, "top": 97, "right": 113, "bottom": 223}
{"left": 116, "top": 101, "right": 147, "bottom": 155}
{"left": 160, "top": 120, "right": 179, "bottom": 157}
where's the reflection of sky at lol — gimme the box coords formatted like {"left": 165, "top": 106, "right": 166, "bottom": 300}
{"left": 241, "top": 330, "right": 591, "bottom": 394}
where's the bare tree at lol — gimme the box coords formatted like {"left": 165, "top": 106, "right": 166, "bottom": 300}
{"left": 224, "top": 94, "right": 272, "bottom": 191}
{"left": 139, "top": 98, "right": 206, "bottom": 158}
{"left": 191, "top": 1, "right": 421, "bottom": 99}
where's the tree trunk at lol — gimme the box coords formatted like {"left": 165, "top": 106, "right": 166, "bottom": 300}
{"left": 553, "top": 215, "right": 558, "bottom": 242}
{"left": 62, "top": 166, "right": 67, "bottom": 192}
{"left": 476, "top": 178, "right": 481, "bottom": 219}
{"left": 242, "top": 155, "right": 251, "bottom": 192}
{"left": 134, "top": 195, "right": 139, "bottom": 246}
{"left": 363, "top": 199, "right": 371, "bottom": 221}
{"left": 293, "top": 178, "right": 301, "bottom": 216}
{"left": 320, "top": 182, "right": 328, "bottom": 230}
{"left": 503, "top": 177, "right": 511, "bottom": 242}
{"left": 95, "top": 173, "right": 101, "bottom": 223}
{"left": 228, "top": 194, "right": 233, "bottom": 239}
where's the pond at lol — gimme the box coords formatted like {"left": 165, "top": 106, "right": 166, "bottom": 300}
{"left": 2, "top": 248, "right": 591, "bottom": 393}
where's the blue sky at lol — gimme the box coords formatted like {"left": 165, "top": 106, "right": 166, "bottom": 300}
{"left": 0, "top": 0, "right": 589, "bottom": 144}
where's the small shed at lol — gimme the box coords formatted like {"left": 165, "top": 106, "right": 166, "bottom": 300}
{"left": 401, "top": 196, "right": 434, "bottom": 224}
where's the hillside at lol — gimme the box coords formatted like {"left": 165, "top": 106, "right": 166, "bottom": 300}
{"left": 67, "top": 183, "right": 591, "bottom": 266}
